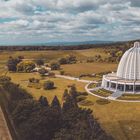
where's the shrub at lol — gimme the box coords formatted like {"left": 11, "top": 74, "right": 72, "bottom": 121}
{"left": 38, "top": 68, "right": 48, "bottom": 76}
{"left": 35, "top": 59, "right": 44, "bottom": 66}
{"left": 0, "top": 76, "right": 11, "bottom": 84}
{"left": 17, "top": 61, "right": 35, "bottom": 72}
{"left": 29, "top": 78, "right": 39, "bottom": 83}
{"left": 60, "top": 70, "right": 65, "bottom": 75}
{"left": 50, "top": 62, "right": 60, "bottom": 70}
{"left": 43, "top": 80, "right": 55, "bottom": 90}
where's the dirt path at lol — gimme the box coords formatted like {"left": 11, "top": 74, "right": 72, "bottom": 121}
{"left": 0, "top": 107, "right": 12, "bottom": 140}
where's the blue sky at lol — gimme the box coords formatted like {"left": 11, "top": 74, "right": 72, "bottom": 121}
{"left": 0, "top": 0, "right": 140, "bottom": 45}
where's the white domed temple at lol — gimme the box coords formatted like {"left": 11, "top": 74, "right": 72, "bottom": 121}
{"left": 101, "top": 42, "right": 140, "bottom": 94}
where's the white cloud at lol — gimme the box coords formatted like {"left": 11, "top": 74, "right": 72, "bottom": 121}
{"left": 0, "top": 0, "right": 139, "bottom": 44}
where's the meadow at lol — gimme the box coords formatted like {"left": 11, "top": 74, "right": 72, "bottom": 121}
{"left": 0, "top": 48, "right": 140, "bottom": 140}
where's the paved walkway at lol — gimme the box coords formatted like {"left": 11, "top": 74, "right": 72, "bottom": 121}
{"left": 55, "top": 74, "right": 97, "bottom": 83}
{"left": 107, "top": 91, "right": 123, "bottom": 100}
{"left": 0, "top": 107, "right": 12, "bottom": 140}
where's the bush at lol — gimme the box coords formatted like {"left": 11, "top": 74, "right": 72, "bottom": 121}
{"left": 59, "top": 58, "right": 68, "bottom": 65}
{"left": 43, "top": 80, "right": 55, "bottom": 90}
{"left": 50, "top": 62, "right": 60, "bottom": 70}
{"left": 29, "top": 78, "right": 39, "bottom": 83}
{"left": 35, "top": 59, "right": 44, "bottom": 66}
{"left": 17, "top": 61, "right": 35, "bottom": 72}
{"left": 38, "top": 68, "right": 48, "bottom": 76}
{"left": 60, "top": 70, "right": 65, "bottom": 75}
{"left": 0, "top": 76, "right": 11, "bottom": 84}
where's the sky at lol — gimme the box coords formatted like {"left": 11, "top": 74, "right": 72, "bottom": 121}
{"left": 0, "top": 0, "right": 140, "bottom": 45}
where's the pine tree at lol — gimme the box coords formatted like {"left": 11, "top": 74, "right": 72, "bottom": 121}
{"left": 51, "top": 96, "right": 61, "bottom": 111}
{"left": 69, "top": 85, "right": 78, "bottom": 100}
{"left": 62, "top": 89, "right": 69, "bottom": 101}
{"left": 39, "top": 96, "right": 49, "bottom": 107}
{"left": 62, "top": 93, "right": 78, "bottom": 112}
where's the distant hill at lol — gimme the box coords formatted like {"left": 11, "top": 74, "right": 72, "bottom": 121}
{"left": 32, "top": 40, "right": 115, "bottom": 46}
{"left": 0, "top": 39, "right": 139, "bottom": 51}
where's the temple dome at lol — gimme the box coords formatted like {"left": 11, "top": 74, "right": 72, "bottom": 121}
{"left": 117, "top": 42, "right": 140, "bottom": 80}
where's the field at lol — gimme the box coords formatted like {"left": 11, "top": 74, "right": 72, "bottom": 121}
{"left": 62, "top": 62, "right": 117, "bottom": 77}
{"left": 0, "top": 48, "right": 140, "bottom": 140}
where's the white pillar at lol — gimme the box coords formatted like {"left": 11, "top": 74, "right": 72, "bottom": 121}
{"left": 133, "top": 82, "right": 135, "bottom": 94}
{"left": 124, "top": 83, "right": 126, "bottom": 93}
{"left": 116, "top": 82, "right": 118, "bottom": 91}
{"left": 109, "top": 81, "right": 111, "bottom": 90}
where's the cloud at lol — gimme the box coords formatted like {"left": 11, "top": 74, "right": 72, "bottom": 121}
{"left": 0, "top": 0, "right": 139, "bottom": 44}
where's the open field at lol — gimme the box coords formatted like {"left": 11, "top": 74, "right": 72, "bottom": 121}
{"left": 0, "top": 47, "right": 109, "bottom": 63}
{"left": 62, "top": 62, "right": 117, "bottom": 77}
{"left": 7, "top": 72, "right": 86, "bottom": 103}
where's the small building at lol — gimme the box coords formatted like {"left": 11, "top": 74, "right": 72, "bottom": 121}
{"left": 101, "top": 42, "right": 140, "bottom": 94}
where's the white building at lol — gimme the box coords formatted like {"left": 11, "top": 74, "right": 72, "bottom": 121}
{"left": 101, "top": 42, "right": 140, "bottom": 94}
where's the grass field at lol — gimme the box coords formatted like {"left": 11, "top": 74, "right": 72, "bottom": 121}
{"left": 0, "top": 49, "right": 140, "bottom": 140}
{"left": 62, "top": 62, "right": 117, "bottom": 77}
{"left": 0, "top": 47, "right": 109, "bottom": 63}
{"left": 7, "top": 72, "right": 86, "bottom": 103}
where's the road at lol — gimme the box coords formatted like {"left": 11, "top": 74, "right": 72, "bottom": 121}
{"left": 0, "top": 107, "right": 12, "bottom": 140}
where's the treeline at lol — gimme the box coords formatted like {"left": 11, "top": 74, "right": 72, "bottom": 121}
{"left": 0, "top": 40, "right": 135, "bottom": 51}
{"left": 0, "top": 76, "right": 113, "bottom": 140}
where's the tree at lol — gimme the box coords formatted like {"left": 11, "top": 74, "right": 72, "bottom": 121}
{"left": 62, "top": 89, "right": 69, "bottom": 101}
{"left": 38, "top": 68, "right": 48, "bottom": 76}
{"left": 62, "top": 93, "right": 78, "bottom": 112}
{"left": 43, "top": 80, "right": 55, "bottom": 90}
{"left": 17, "top": 61, "right": 35, "bottom": 72}
{"left": 51, "top": 96, "right": 61, "bottom": 111}
{"left": 67, "top": 55, "right": 77, "bottom": 64}
{"left": 35, "top": 59, "right": 44, "bottom": 66}
{"left": 39, "top": 96, "right": 49, "bottom": 107}
{"left": 7, "top": 57, "right": 21, "bottom": 71}
{"left": 59, "top": 58, "right": 67, "bottom": 65}
{"left": 50, "top": 62, "right": 60, "bottom": 70}
{"left": 69, "top": 85, "right": 78, "bottom": 100}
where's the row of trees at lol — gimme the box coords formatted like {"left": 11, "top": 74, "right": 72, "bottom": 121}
{"left": 1, "top": 77, "right": 113, "bottom": 140}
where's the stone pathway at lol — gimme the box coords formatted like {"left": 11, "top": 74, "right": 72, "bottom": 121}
{"left": 107, "top": 91, "right": 123, "bottom": 100}
{"left": 0, "top": 107, "right": 12, "bottom": 140}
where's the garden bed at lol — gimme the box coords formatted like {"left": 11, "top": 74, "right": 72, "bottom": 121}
{"left": 118, "top": 94, "right": 140, "bottom": 101}
{"left": 92, "top": 89, "right": 112, "bottom": 97}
